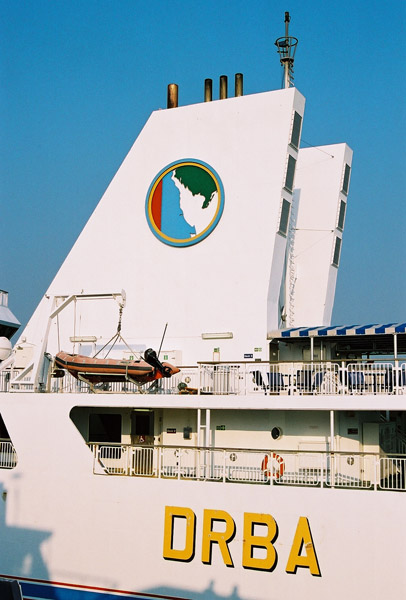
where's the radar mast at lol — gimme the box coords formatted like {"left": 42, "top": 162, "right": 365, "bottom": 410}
{"left": 275, "top": 12, "right": 298, "bottom": 89}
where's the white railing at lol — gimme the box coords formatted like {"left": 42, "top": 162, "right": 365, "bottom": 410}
{"left": 274, "top": 452, "right": 323, "bottom": 486}
{"left": 247, "top": 362, "right": 342, "bottom": 395}
{"left": 48, "top": 367, "right": 200, "bottom": 395}
{"left": 0, "top": 440, "right": 18, "bottom": 468}
{"left": 346, "top": 363, "right": 396, "bottom": 395}
{"left": 379, "top": 457, "right": 406, "bottom": 490}
{"left": 3, "top": 360, "right": 406, "bottom": 395}
{"left": 90, "top": 444, "right": 406, "bottom": 492}
{"left": 200, "top": 364, "right": 241, "bottom": 395}
{"left": 326, "top": 453, "right": 376, "bottom": 489}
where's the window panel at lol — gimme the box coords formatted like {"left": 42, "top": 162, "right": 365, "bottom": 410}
{"left": 284, "top": 155, "right": 296, "bottom": 192}
{"left": 290, "top": 112, "right": 302, "bottom": 149}
{"left": 337, "top": 200, "right": 346, "bottom": 231}
{"left": 332, "top": 236, "right": 342, "bottom": 267}
{"left": 341, "top": 164, "right": 351, "bottom": 195}
{"left": 278, "top": 199, "right": 291, "bottom": 235}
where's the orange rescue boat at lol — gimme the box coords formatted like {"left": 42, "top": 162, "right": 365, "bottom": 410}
{"left": 54, "top": 348, "right": 180, "bottom": 385}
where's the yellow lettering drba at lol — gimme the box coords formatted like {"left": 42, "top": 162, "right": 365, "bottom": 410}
{"left": 163, "top": 506, "right": 321, "bottom": 576}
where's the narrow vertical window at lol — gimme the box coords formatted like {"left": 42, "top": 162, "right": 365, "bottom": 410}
{"left": 284, "top": 155, "right": 296, "bottom": 192}
{"left": 341, "top": 164, "right": 351, "bottom": 195}
{"left": 278, "top": 199, "right": 291, "bottom": 235}
{"left": 337, "top": 200, "right": 346, "bottom": 231}
{"left": 332, "top": 237, "right": 342, "bottom": 267}
{"left": 290, "top": 112, "right": 302, "bottom": 150}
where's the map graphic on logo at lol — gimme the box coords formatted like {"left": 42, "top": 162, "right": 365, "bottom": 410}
{"left": 146, "top": 159, "right": 224, "bottom": 247}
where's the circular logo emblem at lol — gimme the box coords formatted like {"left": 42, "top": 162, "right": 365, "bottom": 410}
{"left": 146, "top": 159, "right": 224, "bottom": 247}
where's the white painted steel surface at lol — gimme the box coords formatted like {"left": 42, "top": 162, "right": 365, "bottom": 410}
{"left": 292, "top": 144, "right": 353, "bottom": 327}
{"left": 12, "top": 88, "right": 306, "bottom": 379}
{"left": 0, "top": 57, "right": 403, "bottom": 600}
{"left": 0, "top": 393, "right": 405, "bottom": 600}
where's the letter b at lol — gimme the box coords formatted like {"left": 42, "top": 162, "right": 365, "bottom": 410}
{"left": 242, "top": 513, "right": 278, "bottom": 571}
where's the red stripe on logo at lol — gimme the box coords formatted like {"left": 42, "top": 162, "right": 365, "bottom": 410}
{"left": 151, "top": 179, "right": 162, "bottom": 230}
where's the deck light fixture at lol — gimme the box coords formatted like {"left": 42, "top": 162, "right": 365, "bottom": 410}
{"left": 201, "top": 332, "right": 233, "bottom": 340}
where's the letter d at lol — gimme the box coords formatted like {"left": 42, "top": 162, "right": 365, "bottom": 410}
{"left": 163, "top": 506, "right": 196, "bottom": 562}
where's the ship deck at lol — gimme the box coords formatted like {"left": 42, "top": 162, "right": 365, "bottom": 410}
{"left": 3, "top": 357, "right": 406, "bottom": 401}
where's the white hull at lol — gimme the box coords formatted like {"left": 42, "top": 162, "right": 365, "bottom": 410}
{"left": 1, "top": 393, "right": 405, "bottom": 600}
{"left": 1, "top": 19, "right": 404, "bottom": 600}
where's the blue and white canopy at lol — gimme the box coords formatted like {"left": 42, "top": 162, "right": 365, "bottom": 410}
{"left": 269, "top": 323, "right": 406, "bottom": 339}
{"left": 269, "top": 322, "right": 406, "bottom": 355}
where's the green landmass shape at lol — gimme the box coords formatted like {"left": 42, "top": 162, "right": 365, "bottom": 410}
{"left": 174, "top": 165, "right": 217, "bottom": 208}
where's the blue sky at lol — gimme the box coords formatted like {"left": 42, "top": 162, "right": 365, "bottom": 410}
{"left": 1, "top": 0, "right": 405, "bottom": 332}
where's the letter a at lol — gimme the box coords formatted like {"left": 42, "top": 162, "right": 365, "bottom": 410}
{"left": 163, "top": 506, "right": 196, "bottom": 562}
{"left": 286, "top": 517, "right": 321, "bottom": 576}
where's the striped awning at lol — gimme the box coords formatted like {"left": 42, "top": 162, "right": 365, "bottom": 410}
{"left": 269, "top": 322, "right": 406, "bottom": 339}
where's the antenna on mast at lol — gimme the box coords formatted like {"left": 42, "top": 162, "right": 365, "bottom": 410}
{"left": 275, "top": 12, "right": 298, "bottom": 89}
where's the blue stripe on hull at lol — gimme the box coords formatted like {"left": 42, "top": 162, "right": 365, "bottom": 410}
{"left": 19, "top": 581, "right": 170, "bottom": 600}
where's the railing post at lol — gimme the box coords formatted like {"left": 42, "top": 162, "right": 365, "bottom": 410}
{"left": 374, "top": 455, "right": 378, "bottom": 491}
{"left": 205, "top": 409, "right": 211, "bottom": 447}
{"left": 223, "top": 449, "right": 226, "bottom": 483}
{"left": 340, "top": 361, "right": 346, "bottom": 394}
{"left": 394, "top": 359, "right": 399, "bottom": 395}
{"left": 197, "top": 409, "right": 201, "bottom": 447}
{"left": 126, "top": 445, "right": 131, "bottom": 476}
{"left": 288, "top": 363, "right": 294, "bottom": 395}
{"left": 321, "top": 452, "right": 325, "bottom": 488}
{"left": 93, "top": 443, "right": 98, "bottom": 475}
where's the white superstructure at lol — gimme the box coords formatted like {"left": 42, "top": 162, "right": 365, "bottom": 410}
{"left": 7, "top": 85, "right": 352, "bottom": 381}
{"left": 289, "top": 143, "right": 353, "bottom": 327}
{"left": 0, "top": 20, "right": 405, "bottom": 600}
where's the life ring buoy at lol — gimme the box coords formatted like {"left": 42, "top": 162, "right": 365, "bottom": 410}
{"left": 261, "top": 453, "right": 285, "bottom": 479}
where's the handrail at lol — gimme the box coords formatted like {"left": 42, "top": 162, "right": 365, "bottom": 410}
{"left": 2, "top": 358, "right": 405, "bottom": 395}
{"left": 86, "top": 441, "right": 406, "bottom": 457}
{"left": 90, "top": 443, "right": 406, "bottom": 491}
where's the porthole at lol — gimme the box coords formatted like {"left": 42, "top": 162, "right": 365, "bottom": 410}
{"left": 271, "top": 426, "right": 282, "bottom": 440}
